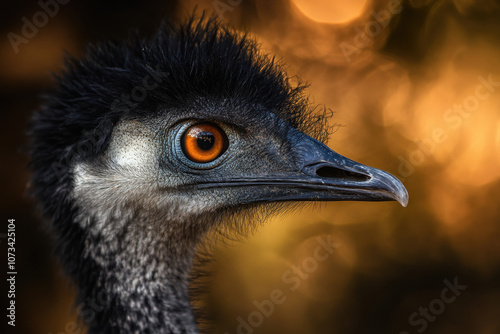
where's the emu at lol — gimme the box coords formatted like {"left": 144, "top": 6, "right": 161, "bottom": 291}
{"left": 30, "top": 18, "right": 408, "bottom": 334}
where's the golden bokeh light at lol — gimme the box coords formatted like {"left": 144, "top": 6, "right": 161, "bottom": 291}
{"left": 292, "top": 0, "right": 369, "bottom": 24}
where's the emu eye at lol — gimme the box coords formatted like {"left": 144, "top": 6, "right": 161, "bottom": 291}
{"left": 181, "top": 123, "right": 228, "bottom": 163}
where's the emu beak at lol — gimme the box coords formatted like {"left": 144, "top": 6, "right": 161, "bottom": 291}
{"left": 197, "top": 133, "right": 408, "bottom": 207}
{"left": 292, "top": 135, "right": 409, "bottom": 207}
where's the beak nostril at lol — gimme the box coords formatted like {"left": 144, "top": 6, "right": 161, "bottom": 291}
{"left": 315, "top": 166, "right": 370, "bottom": 182}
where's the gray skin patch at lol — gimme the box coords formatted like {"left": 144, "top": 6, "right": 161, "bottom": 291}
{"left": 73, "top": 119, "right": 221, "bottom": 235}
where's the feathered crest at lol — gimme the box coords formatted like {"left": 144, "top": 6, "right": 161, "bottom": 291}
{"left": 32, "top": 14, "right": 331, "bottom": 170}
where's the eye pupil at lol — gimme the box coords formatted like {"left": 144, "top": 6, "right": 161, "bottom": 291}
{"left": 181, "top": 123, "right": 228, "bottom": 164}
{"left": 196, "top": 132, "right": 215, "bottom": 151}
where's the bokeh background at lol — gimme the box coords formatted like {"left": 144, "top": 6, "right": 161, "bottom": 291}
{"left": 2, "top": 0, "right": 500, "bottom": 333}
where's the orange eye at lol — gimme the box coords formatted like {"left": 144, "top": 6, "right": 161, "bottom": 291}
{"left": 181, "top": 123, "right": 228, "bottom": 163}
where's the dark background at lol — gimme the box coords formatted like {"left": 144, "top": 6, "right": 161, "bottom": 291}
{"left": 2, "top": 0, "right": 500, "bottom": 333}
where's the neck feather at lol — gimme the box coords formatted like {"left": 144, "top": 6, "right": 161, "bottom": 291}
{"left": 71, "top": 209, "right": 200, "bottom": 334}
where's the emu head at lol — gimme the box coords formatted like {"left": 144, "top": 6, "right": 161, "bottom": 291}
{"left": 30, "top": 17, "right": 407, "bottom": 276}
{"left": 29, "top": 17, "right": 408, "bottom": 334}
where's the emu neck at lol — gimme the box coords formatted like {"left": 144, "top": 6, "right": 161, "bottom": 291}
{"left": 69, "top": 159, "right": 205, "bottom": 333}
{"left": 75, "top": 211, "right": 200, "bottom": 334}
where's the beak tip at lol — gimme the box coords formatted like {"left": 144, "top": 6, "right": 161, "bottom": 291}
{"left": 376, "top": 170, "right": 408, "bottom": 208}
{"left": 366, "top": 168, "right": 409, "bottom": 208}
{"left": 395, "top": 186, "right": 409, "bottom": 207}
